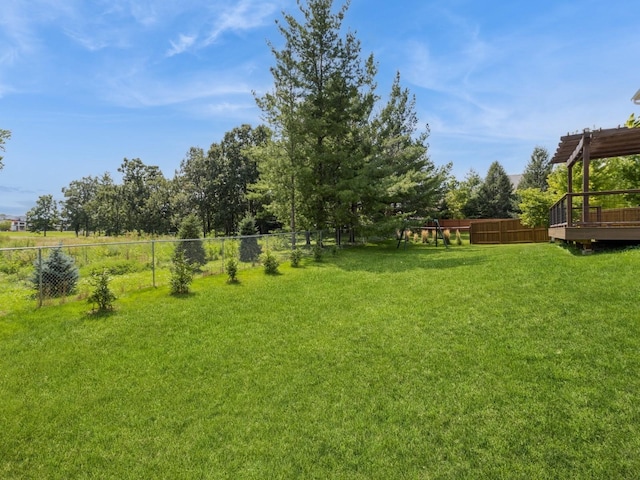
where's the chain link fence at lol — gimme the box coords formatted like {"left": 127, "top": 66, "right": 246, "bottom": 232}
{"left": 0, "top": 231, "right": 332, "bottom": 311}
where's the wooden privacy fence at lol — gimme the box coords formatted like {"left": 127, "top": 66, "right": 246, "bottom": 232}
{"left": 438, "top": 219, "right": 472, "bottom": 231}
{"left": 469, "top": 219, "right": 549, "bottom": 244}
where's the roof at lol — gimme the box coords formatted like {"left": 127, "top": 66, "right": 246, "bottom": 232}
{"left": 550, "top": 127, "right": 640, "bottom": 165}
{"left": 508, "top": 174, "right": 522, "bottom": 189}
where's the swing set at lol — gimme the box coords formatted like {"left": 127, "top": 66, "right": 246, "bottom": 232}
{"left": 396, "top": 219, "right": 449, "bottom": 249}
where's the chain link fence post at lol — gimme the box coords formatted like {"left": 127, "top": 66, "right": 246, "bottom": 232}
{"left": 221, "top": 238, "right": 225, "bottom": 274}
{"left": 151, "top": 240, "right": 156, "bottom": 288}
{"left": 37, "top": 247, "right": 43, "bottom": 308}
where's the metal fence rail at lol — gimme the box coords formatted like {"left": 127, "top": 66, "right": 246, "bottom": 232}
{"left": 0, "top": 231, "right": 326, "bottom": 310}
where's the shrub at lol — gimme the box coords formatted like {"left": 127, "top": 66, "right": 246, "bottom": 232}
{"left": 456, "top": 229, "right": 463, "bottom": 246}
{"left": 225, "top": 257, "right": 238, "bottom": 283}
{"left": 290, "top": 248, "right": 303, "bottom": 267}
{"left": 261, "top": 251, "right": 279, "bottom": 275}
{"left": 170, "top": 248, "right": 194, "bottom": 295}
{"left": 313, "top": 243, "right": 323, "bottom": 262}
{"left": 238, "top": 215, "right": 262, "bottom": 264}
{"left": 175, "top": 214, "right": 206, "bottom": 268}
{"left": 87, "top": 269, "right": 116, "bottom": 312}
{"left": 31, "top": 246, "right": 79, "bottom": 298}
{"left": 86, "top": 259, "right": 141, "bottom": 276}
{"left": 518, "top": 187, "right": 555, "bottom": 228}
{"left": 0, "top": 220, "right": 10, "bottom": 232}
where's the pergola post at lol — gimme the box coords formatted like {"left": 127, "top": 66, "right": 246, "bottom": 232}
{"left": 567, "top": 163, "right": 573, "bottom": 225}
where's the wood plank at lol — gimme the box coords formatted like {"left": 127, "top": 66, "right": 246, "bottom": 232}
{"left": 548, "top": 226, "right": 640, "bottom": 242}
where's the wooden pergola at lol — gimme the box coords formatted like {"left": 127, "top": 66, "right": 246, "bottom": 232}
{"left": 548, "top": 126, "right": 640, "bottom": 245}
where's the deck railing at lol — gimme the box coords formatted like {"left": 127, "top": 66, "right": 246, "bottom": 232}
{"left": 549, "top": 189, "right": 640, "bottom": 228}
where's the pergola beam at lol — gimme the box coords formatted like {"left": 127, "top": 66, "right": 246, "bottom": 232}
{"left": 566, "top": 134, "right": 585, "bottom": 168}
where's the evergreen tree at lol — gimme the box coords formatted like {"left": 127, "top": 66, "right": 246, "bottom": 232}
{"left": 518, "top": 146, "right": 552, "bottom": 191}
{"left": 31, "top": 246, "right": 79, "bottom": 297}
{"left": 87, "top": 269, "right": 116, "bottom": 312}
{"left": 170, "top": 248, "right": 194, "bottom": 295}
{"left": 475, "top": 162, "right": 516, "bottom": 218}
{"left": 175, "top": 214, "right": 206, "bottom": 267}
{"left": 363, "top": 73, "right": 450, "bottom": 231}
{"left": 255, "top": 0, "right": 377, "bottom": 232}
{"left": 238, "top": 215, "right": 262, "bottom": 263}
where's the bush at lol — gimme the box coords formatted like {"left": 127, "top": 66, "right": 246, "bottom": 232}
{"left": 86, "top": 259, "right": 141, "bottom": 276}
{"left": 175, "top": 214, "right": 206, "bottom": 268}
{"left": 313, "top": 243, "right": 323, "bottom": 262}
{"left": 238, "top": 215, "right": 262, "bottom": 264}
{"left": 261, "top": 251, "right": 280, "bottom": 275}
{"left": 87, "top": 269, "right": 116, "bottom": 312}
{"left": 518, "top": 188, "right": 556, "bottom": 228}
{"left": 456, "top": 229, "right": 463, "bottom": 246}
{"left": 290, "top": 248, "right": 303, "bottom": 267}
{"left": 31, "top": 246, "right": 79, "bottom": 297}
{"left": 225, "top": 257, "right": 238, "bottom": 283}
{"left": 170, "top": 249, "right": 193, "bottom": 295}
{"left": 0, "top": 220, "right": 10, "bottom": 232}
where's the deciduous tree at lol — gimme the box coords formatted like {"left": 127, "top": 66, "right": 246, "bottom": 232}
{"left": 118, "top": 158, "right": 165, "bottom": 235}
{"left": 210, "top": 125, "right": 269, "bottom": 235}
{"left": 177, "top": 146, "right": 215, "bottom": 236}
{"left": 26, "top": 194, "right": 59, "bottom": 236}
{"left": 445, "top": 169, "right": 482, "bottom": 219}
{"left": 61, "top": 176, "right": 98, "bottom": 236}
{"left": 0, "top": 129, "right": 10, "bottom": 171}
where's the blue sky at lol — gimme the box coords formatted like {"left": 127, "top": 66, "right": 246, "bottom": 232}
{"left": 1, "top": 0, "right": 639, "bottom": 216}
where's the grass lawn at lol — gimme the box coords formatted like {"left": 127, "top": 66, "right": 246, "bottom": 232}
{"left": 1, "top": 242, "right": 640, "bottom": 478}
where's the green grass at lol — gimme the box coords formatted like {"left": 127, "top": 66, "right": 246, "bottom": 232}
{"left": 1, "top": 242, "right": 640, "bottom": 478}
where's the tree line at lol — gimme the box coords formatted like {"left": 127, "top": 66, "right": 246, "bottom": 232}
{"left": 16, "top": 1, "right": 640, "bottom": 237}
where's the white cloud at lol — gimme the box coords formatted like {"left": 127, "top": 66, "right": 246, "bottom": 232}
{"left": 195, "top": 101, "right": 259, "bottom": 119}
{"left": 103, "top": 69, "right": 255, "bottom": 108}
{"left": 167, "top": 34, "right": 197, "bottom": 57}
{"left": 204, "top": 0, "right": 279, "bottom": 45}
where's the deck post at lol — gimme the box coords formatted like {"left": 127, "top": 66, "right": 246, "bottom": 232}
{"left": 567, "top": 168, "right": 573, "bottom": 226}
{"left": 582, "top": 134, "right": 591, "bottom": 224}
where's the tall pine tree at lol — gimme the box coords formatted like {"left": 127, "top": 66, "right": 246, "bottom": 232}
{"left": 518, "top": 146, "right": 552, "bottom": 191}
{"left": 255, "top": 0, "right": 377, "bottom": 233}
{"left": 255, "top": 0, "right": 448, "bottom": 237}
{"left": 475, "top": 162, "right": 516, "bottom": 218}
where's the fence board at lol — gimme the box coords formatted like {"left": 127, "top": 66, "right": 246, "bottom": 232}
{"left": 469, "top": 219, "right": 549, "bottom": 244}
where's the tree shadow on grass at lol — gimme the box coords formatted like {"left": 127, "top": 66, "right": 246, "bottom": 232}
{"left": 85, "top": 308, "right": 117, "bottom": 320}
{"left": 169, "top": 291, "right": 198, "bottom": 299}
{"left": 329, "top": 242, "right": 484, "bottom": 274}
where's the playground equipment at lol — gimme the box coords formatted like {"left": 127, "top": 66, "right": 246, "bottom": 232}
{"left": 396, "top": 219, "right": 449, "bottom": 249}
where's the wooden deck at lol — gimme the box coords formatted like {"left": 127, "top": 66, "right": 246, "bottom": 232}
{"left": 549, "top": 225, "right": 640, "bottom": 242}
{"left": 547, "top": 127, "right": 640, "bottom": 246}
{"left": 548, "top": 192, "right": 640, "bottom": 244}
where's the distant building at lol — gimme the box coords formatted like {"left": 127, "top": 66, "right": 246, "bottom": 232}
{"left": 0, "top": 214, "right": 27, "bottom": 231}
{"left": 508, "top": 174, "right": 523, "bottom": 190}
